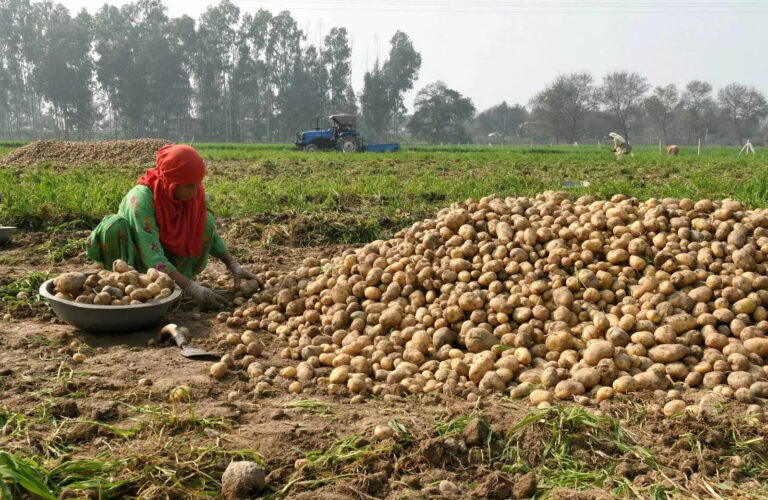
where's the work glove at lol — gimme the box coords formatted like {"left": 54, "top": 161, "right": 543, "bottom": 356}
{"left": 184, "top": 281, "right": 229, "bottom": 310}
{"left": 228, "top": 262, "right": 262, "bottom": 291}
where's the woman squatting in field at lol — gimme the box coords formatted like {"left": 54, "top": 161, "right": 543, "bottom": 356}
{"left": 609, "top": 132, "right": 632, "bottom": 159}
{"left": 86, "top": 144, "right": 259, "bottom": 308}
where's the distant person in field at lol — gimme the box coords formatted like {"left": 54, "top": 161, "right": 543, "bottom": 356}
{"left": 86, "top": 145, "right": 259, "bottom": 309}
{"left": 667, "top": 145, "right": 679, "bottom": 156}
{"left": 609, "top": 132, "right": 632, "bottom": 159}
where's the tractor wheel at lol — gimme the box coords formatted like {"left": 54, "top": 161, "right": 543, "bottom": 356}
{"left": 304, "top": 143, "right": 319, "bottom": 152}
{"left": 339, "top": 137, "right": 359, "bottom": 153}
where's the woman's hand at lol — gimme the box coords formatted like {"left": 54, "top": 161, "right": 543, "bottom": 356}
{"left": 219, "top": 251, "right": 262, "bottom": 291}
{"left": 184, "top": 281, "right": 229, "bottom": 309}
{"left": 228, "top": 262, "right": 262, "bottom": 291}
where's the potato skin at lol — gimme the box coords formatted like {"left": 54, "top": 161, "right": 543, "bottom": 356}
{"left": 54, "top": 272, "right": 87, "bottom": 296}
{"left": 130, "top": 288, "right": 152, "bottom": 302}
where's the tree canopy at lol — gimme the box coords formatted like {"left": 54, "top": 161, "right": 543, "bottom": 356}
{"left": 408, "top": 81, "right": 475, "bottom": 143}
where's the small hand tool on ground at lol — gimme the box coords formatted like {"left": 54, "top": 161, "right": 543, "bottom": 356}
{"left": 158, "top": 323, "right": 219, "bottom": 360}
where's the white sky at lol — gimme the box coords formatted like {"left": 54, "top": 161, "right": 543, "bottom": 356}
{"left": 60, "top": 0, "right": 768, "bottom": 112}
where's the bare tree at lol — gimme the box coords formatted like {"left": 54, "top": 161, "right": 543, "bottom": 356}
{"left": 680, "top": 80, "right": 715, "bottom": 144}
{"left": 643, "top": 84, "right": 678, "bottom": 144}
{"left": 529, "top": 72, "right": 595, "bottom": 143}
{"left": 718, "top": 83, "right": 768, "bottom": 144}
{"left": 598, "top": 71, "right": 649, "bottom": 141}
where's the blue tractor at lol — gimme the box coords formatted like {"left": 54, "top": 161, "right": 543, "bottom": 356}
{"left": 295, "top": 114, "right": 400, "bottom": 153}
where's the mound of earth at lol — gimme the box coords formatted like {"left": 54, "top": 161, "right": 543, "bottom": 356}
{"left": 0, "top": 139, "right": 171, "bottom": 167}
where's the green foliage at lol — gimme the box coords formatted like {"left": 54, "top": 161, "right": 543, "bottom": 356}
{"left": 0, "top": 271, "right": 50, "bottom": 309}
{"left": 0, "top": 451, "right": 57, "bottom": 500}
{"left": 599, "top": 71, "right": 650, "bottom": 140}
{"left": 475, "top": 101, "right": 528, "bottom": 139}
{"left": 530, "top": 72, "right": 595, "bottom": 143}
{"left": 0, "top": 2, "right": 359, "bottom": 143}
{"left": 409, "top": 81, "right": 476, "bottom": 143}
{"left": 94, "top": 0, "right": 193, "bottom": 138}
{"left": 323, "top": 27, "right": 356, "bottom": 114}
{"left": 361, "top": 31, "right": 422, "bottom": 141}
{"left": 718, "top": 83, "right": 768, "bottom": 143}
{"left": 2, "top": 145, "right": 768, "bottom": 246}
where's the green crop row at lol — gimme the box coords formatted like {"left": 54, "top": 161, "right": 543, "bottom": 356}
{"left": 1, "top": 145, "right": 766, "bottom": 244}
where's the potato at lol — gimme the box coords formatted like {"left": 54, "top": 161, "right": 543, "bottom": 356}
{"left": 54, "top": 272, "right": 86, "bottom": 296}
{"left": 348, "top": 377, "right": 367, "bottom": 393}
{"left": 112, "top": 259, "right": 134, "bottom": 273}
{"left": 146, "top": 282, "right": 162, "bottom": 297}
{"left": 648, "top": 344, "right": 689, "bottom": 363}
{"left": 170, "top": 385, "right": 191, "bottom": 402}
{"left": 613, "top": 375, "right": 637, "bottom": 394}
{"left": 571, "top": 367, "right": 600, "bottom": 388}
{"left": 554, "top": 380, "right": 585, "bottom": 399}
{"left": 329, "top": 366, "right": 349, "bottom": 384}
{"left": 596, "top": 386, "right": 614, "bottom": 402}
{"left": 469, "top": 352, "right": 495, "bottom": 383}
{"left": 156, "top": 274, "right": 174, "bottom": 290}
{"left": 289, "top": 381, "right": 303, "bottom": 394}
{"left": 744, "top": 338, "right": 768, "bottom": 357}
{"left": 464, "top": 328, "right": 499, "bottom": 353}
{"left": 583, "top": 340, "right": 614, "bottom": 366}
{"left": 374, "top": 425, "right": 394, "bottom": 441}
{"left": 727, "top": 371, "right": 754, "bottom": 390}
{"left": 529, "top": 389, "right": 553, "bottom": 405}
{"left": 94, "top": 292, "right": 112, "bottom": 305}
{"left": 209, "top": 362, "right": 228, "bottom": 379}
{"left": 130, "top": 288, "right": 152, "bottom": 302}
{"left": 85, "top": 274, "right": 100, "bottom": 288}
{"left": 663, "top": 399, "right": 686, "bottom": 417}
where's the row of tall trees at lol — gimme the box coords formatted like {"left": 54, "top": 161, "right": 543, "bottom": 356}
{"left": 524, "top": 72, "right": 768, "bottom": 146}
{"left": 0, "top": 0, "right": 422, "bottom": 142}
{"left": 1, "top": 0, "right": 766, "bottom": 144}
{"left": 409, "top": 73, "right": 768, "bottom": 146}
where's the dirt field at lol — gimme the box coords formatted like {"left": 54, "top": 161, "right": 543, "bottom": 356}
{"left": 3, "top": 144, "right": 768, "bottom": 498}
{"left": 1, "top": 230, "right": 767, "bottom": 499}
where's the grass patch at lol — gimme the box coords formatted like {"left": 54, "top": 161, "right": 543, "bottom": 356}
{"left": 499, "top": 405, "right": 668, "bottom": 494}
{"left": 434, "top": 413, "right": 476, "bottom": 437}
{"left": 0, "top": 451, "right": 136, "bottom": 499}
{"left": 2, "top": 146, "right": 767, "bottom": 244}
{"left": 0, "top": 270, "right": 50, "bottom": 313}
{"left": 285, "top": 400, "right": 335, "bottom": 418}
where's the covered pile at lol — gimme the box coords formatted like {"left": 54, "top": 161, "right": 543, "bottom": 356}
{"left": 217, "top": 191, "right": 768, "bottom": 406}
{"left": 0, "top": 139, "right": 171, "bottom": 167}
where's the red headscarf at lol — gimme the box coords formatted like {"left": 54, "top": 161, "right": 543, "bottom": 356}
{"left": 138, "top": 145, "right": 207, "bottom": 257}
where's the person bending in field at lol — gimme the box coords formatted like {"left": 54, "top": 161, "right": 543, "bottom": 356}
{"left": 86, "top": 144, "right": 259, "bottom": 309}
{"left": 609, "top": 132, "right": 632, "bottom": 159}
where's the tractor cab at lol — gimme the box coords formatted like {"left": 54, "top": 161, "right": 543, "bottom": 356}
{"left": 295, "top": 114, "right": 361, "bottom": 152}
{"left": 330, "top": 114, "right": 356, "bottom": 133}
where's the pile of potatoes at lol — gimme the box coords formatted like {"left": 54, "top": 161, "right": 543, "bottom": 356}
{"left": 53, "top": 259, "right": 175, "bottom": 305}
{"left": 216, "top": 192, "right": 768, "bottom": 406}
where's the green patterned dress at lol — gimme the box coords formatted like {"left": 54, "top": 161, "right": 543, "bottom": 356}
{"left": 86, "top": 185, "right": 227, "bottom": 279}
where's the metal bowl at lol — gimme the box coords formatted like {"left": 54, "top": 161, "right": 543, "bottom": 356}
{"left": 39, "top": 276, "right": 183, "bottom": 334}
{"left": 0, "top": 226, "right": 15, "bottom": 245}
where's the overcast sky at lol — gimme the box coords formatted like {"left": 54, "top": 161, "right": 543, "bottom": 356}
{"left": 60, "top": 0, "right": 768, "bottom": 112}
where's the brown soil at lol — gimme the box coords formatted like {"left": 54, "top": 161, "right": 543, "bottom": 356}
{"left": 0, "top": 139, "right": 171, "bottom": 167}
{"left": 2, "top": 233, "right": 768, "bottom": 499}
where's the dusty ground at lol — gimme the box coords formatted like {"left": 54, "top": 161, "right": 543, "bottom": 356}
{"left": 2, "top": 231, "right": 768, "bottom": 499}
